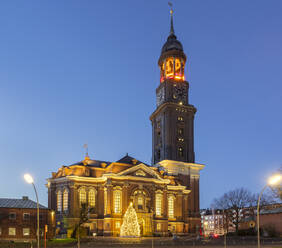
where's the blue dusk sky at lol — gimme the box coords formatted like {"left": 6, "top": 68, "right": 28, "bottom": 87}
{"left": 0, "top": 0, "right": 281, "bottom": 208}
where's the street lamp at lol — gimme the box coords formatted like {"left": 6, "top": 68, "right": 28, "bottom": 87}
{"left": 257, "top": 174, "right": 281, "bottom": 248}
{"left": 24, "top": 174, "right": 40, "bottom": 248}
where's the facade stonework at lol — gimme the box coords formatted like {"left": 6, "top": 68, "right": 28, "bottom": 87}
{"left": 48, "top": 11, "right": 204, "bottom": 237}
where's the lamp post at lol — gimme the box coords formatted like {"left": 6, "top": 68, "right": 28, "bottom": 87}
{"left": 257, "top": 174, "right": 281, "bottom": 248}
{"left": 24, "top": 174, "right": 40, "bottom": 248}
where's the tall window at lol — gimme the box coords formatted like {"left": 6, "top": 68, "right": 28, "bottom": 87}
{"left": 178, "top": 147, "right": 184, "bottom": 157}
{"left": 57, "top": 190, "right": 62, "bottom": 212}
{"left": 168, "top": 195, "right": 174, "bottom": 219}
{"left": 114, "top": 190, "right": 122, "bottom": 214}
{"left": 63, "top": 189, "right": 68, "bottom": 211}
{"left": 88, "top": 189, "right": 95, "bottom": 208}
{"left": 79, "top": 188, "right": 86, "bottom": 206}
{"left": 138, "top": 196, "right": 144, "bottom": 210}
{"left": 155, "top": 193, "right": 162, "bottom": 216}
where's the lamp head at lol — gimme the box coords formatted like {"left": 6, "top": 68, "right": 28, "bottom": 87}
{"left": 24, "top": 174, "right": 34, "bottom": 184}
{"left": 268, "top": 174, "right": 282, "bottom": 186}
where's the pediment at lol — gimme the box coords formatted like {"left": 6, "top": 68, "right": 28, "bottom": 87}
{"left": 116, "top": 163, "right": 162, "bottom": 180}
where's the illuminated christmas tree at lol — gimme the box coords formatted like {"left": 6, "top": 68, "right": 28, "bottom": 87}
{"left": 120, "top": 202, "right": 140, "bottom": 237}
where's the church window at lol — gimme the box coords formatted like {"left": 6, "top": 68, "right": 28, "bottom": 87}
{"left": 115, "top": 221, "right": 120, "bottom": 229}
{"left": 155, "top": 193, "right": 162, "bottom": 216}
{"left": 79, "top": 188, "right": 87, "bottom": 206}
{"left": 88, "top": 189, "right": 96, "bottom": 208}
{"left": 157, "top": 150, "right": 161, "bottom": 160}
{"left": 138, "top": 196, "right": 144, "bottom": 210}
{"left": 165, "top": 57, "right": 174, "bottom": 77}
{"left": 157, "top": 121, "right": 161, "bottom": 129}
{"left": 114, "top": 189, "right": 122, "bottom": 214}
{"left": 175, "top": 58, "right": 181, "bottom": 74}
{"left": 178, "top": 147, "right": 184, "bottom": 157}
{"left": 157, "top": 223, "right": 161, "bottom": 231}
{"left": 177, "top": 116, "right": 183, "bottom": 121}
{"left": 168, "top": 195, "right": 174, "bottom": 219}
{"left": 57, "top": 190, "right": 62, "bottom": 212}
{"left": 63, "top": 189, "right": 68, "bottom": 211}
{"left": 104, "top": 188, "right": 107, "bottom": 215}
{"left": 178, "top": 128, "right": 184, "bottom": 135}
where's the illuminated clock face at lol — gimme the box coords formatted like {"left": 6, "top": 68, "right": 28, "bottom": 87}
{"left": 173, "top": 84, "right": 187, "bottom": 103}
{"left": 157, "top": 87, "right": 165, "bottom": 107}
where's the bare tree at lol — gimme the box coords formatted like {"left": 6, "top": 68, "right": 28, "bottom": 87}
{"left": 212, "top": 188, "right": 256, "bottom": 234}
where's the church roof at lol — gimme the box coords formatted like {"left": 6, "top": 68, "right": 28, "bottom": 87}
{"left": 0, "top": 197, "right": 47, "bottom": 209}
{"left": 116, "top": 154, "right": 149, "bottom": 166}
{"left": 161, "top": 8, "right": 184, "bottom": 55}
{"left": 68, "top": 154, "right": 149, "bottom": 168}
{"left": 161, "top": 34, "right": 183, "bottom": 54}
{"left": 70, "top": 160, "right": 111, "bottom": 168}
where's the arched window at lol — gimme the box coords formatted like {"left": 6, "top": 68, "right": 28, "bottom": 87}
{"left": 114, "top": 189, "right": 122, "bottom": 214}
{"left": 88, "top": 189, "right": 95, "bottom": 208}
{"left": 63, "top": 189, "right": 68, "bottom": 211}
{"left": 168, "top": 195, "right": 174, "bottom": 219}
{"left": 57, "top": 190, "right": 62, "bottom": 212}
{"left": 79, "top": 188, "right": 86, "bottom": 206}
{"left": 155, "top": 193, "right": 162, "bottom": 216}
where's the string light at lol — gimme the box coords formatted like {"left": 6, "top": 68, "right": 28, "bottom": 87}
{"left": 120, "top": 202, "right": 140, "bottom": 237}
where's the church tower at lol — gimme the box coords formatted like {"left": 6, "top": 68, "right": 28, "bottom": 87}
{"left": 150, "top": 9, "right": 197, "bottom": 165}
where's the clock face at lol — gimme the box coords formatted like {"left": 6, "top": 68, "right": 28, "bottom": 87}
{"left": 157, "top": 87, "right": 165, "bottom": 107}
{"left": 173, "top": 84, "right": 187, "bottom": 103}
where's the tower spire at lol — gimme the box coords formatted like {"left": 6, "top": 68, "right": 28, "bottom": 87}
{"left": 83, "top": 144, "right": 89, "bottom": 158}
{"left": 168, "top": 2, "right": 175, "bottom": 35}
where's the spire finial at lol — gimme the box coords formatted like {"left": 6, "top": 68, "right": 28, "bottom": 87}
{"left": 83, "top": 144, "right": 89, "bottom": 158}
{"left": 168, "top": 2, "right": 175, "bottom": 35}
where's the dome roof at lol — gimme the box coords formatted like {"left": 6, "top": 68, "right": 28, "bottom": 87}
{"left": 161, "top": 33, "right": 183, "bottom": 54}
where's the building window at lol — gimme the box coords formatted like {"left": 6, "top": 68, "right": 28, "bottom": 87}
{"left": 114, "top": 190, "right": 122, "bottom": 214}
{"left": 23, "top": 228, "right": 30, "bottom": 236}
{"left": 157, "top": 223, "right": 161, "bottom": 231}
{"left": 168, "top": 195, "right": 174, "bottom": 219}
{"left": 57, "top": 190, "right": 62, "bottom": 212}
{"left": 23, "top": 213, "right": 30, "bottom": 220}
{"left": 104, "top": 188, "right": 107, "bottom": 215}
{"left": 178, "top": 138, "right": 184, "bottom": 142}
{"left": 79, "top": 188, "right": 87, "bottom": 206}
{"left": 9, "top": 213, "right": 16, "bottom": 220}
{"left": 138, "top": 196, "right": 144, "bottom": 210}
{"left": 115, "top": 221, "right": 120, "bottom": 229}
{"left": 178, "top": 128, "right": 184, "bottom": 135}
{"left": 155, "top": 193, "right": 162, "bottom": 216}
{"left": 178, "top": 147, "right": 184, "bottom": 157}
{"left": 177, "top": 116, "right": 184, "bottom": 121}
{"left": 89, "top": 189, "right": 96, "bottom": 208}
{"left": 9, "top": 227, "right": 16, "bottom": 236}
{"left": 157, "top": 150, "right": 161, "bottom": 160}
{"left": 63, "top": 189, "right": 68, "bottom": 211}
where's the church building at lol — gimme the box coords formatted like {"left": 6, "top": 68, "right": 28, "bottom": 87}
{"left": 47, "top": 9, "right": 205, "bottom": 237}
